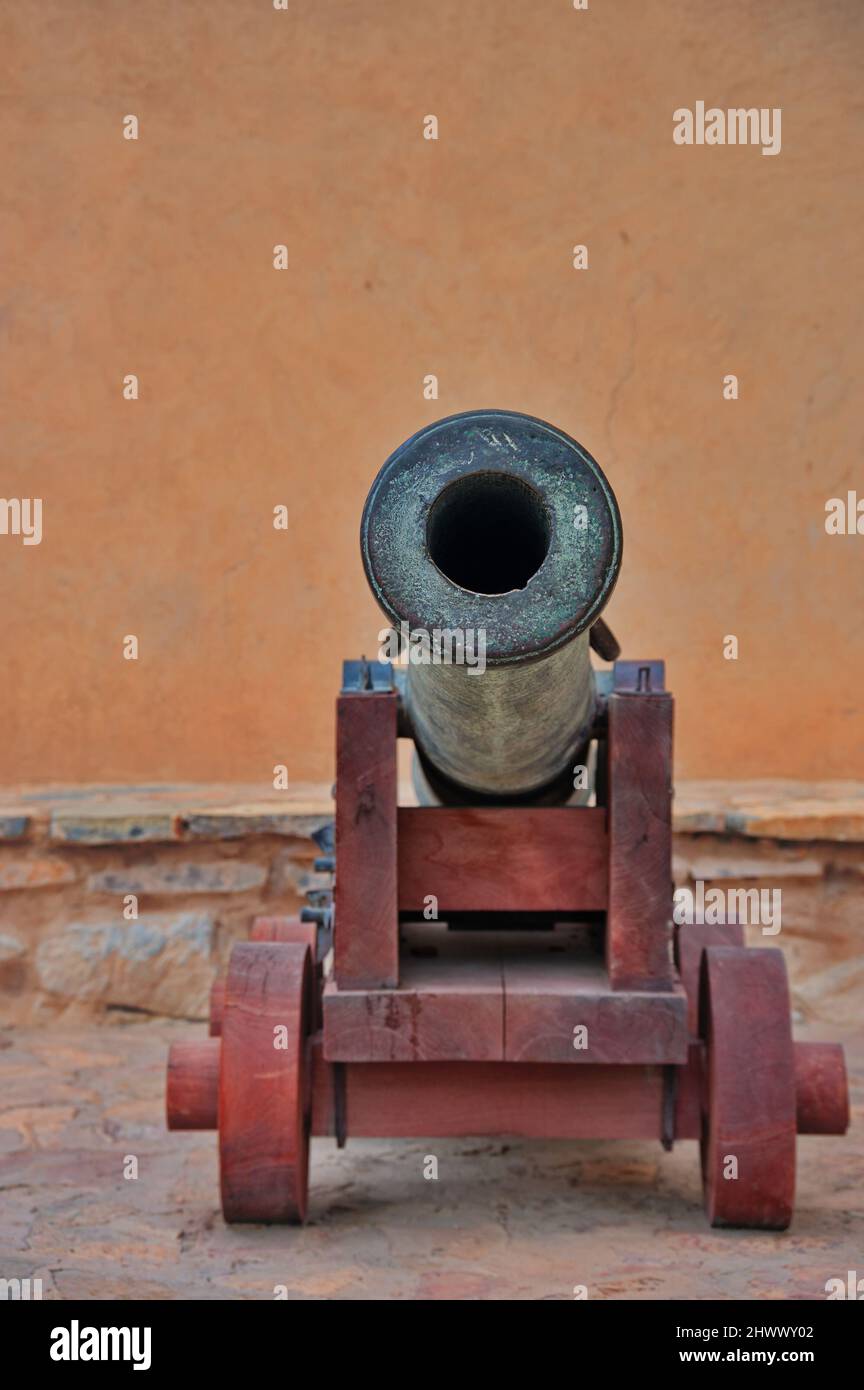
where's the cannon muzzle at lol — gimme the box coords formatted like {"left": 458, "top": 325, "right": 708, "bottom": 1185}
{"left": 361, "top": 410, "right": 622, "bottom": 802}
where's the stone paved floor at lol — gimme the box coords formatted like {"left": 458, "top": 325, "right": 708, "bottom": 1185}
{"left": 0, "top": 1020, "right": 860, "bottom": 1300}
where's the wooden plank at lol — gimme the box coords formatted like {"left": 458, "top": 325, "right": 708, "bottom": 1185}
{"left": 606, "top": 689, "right": 675, "bottom": 989}
{"left": 398, "top": 806, "right": 607, "bottom": 913}
{"left": 311, "top": 1051, "right": 668, "bottom": 1140}
{"left": 324, "top": 934, "right": 687, "bottom": 1064}
{"left": 502, "top": 954, "right": 688, "bottom": 1063}
{"left": 324, "top": 952, "right": 503, "bottom": 1061}
{"left": 334, "top": 691, "right": 398, "bottom": 989}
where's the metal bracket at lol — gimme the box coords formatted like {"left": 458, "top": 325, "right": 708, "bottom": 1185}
{"left": 661, "top": 1064, "right": 677, "bottom": 1151}
{"left": 612, "top": 659, "right": 666, "bottom": 694}
{"left": 333, "top": 1062, "right": 347, "bottom": 1148}
{"left": 341, "top": 658, "right": 394, "bottom": 694}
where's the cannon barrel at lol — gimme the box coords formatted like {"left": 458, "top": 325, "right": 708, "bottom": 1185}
{"left": 360, "top": 410, "right": 622, "bottom": 801}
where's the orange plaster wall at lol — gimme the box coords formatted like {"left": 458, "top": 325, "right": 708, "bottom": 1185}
{"left": 1, "top": 0, "right": 861, "bottom": 784}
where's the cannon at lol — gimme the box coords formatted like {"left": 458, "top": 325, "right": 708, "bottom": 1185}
{"left": 166, "top": 408, "right": 849, "bottom": 1229}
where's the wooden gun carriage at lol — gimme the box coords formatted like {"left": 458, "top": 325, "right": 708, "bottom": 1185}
{"left": 166, "top": 410, "right": 848, "bottom": 1229}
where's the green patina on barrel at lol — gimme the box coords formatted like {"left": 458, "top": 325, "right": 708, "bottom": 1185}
{"left": 361, "top": 409, "right": 622, "bottom": 801}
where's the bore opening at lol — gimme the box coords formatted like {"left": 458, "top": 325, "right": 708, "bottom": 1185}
{"left": 426, "top": 472, "right": 551, "bottom": 594}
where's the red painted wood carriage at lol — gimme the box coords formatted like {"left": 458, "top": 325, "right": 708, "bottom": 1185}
{"left": 166, "top": 654, "right": 848, "bottom": 1229}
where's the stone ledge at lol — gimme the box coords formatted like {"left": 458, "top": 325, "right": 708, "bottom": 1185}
{"left": 672, "top": 781, "right": 864, "bottom": 842}
{"left": 0, "top": 779, "right": 863, "bottom": 845}
{"left": 0, "top": 783, "right": 334, "bottom": 847}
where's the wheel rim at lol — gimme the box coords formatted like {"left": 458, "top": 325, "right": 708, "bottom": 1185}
{"left": 699, "top": 946, "right": 796, "bottom": 1229}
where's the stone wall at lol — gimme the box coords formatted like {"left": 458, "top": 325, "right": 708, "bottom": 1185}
{"left": 1, "top": 781, "right": 861, "bottom": 1029}
{"left": 0, "top": 786, "right": 332, "bottom": 1024}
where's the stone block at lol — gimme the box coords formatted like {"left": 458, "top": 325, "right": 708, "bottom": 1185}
{"left": 35, "top": 913, "right": 214, "bottom": 1018}
{"left": 0, "top": 857, "right": 77, "bottom": 891}
{"left": 0, "top": 815, "right": 30, "bottom": 842}
{"left": 86, "top": 861, "right": 266, "bottom": 895}
{"left": 50, "top": 811, "right": 180, "bottom": 845}
{"left": 181, "top": 803, "right": 332, "bottom": 841}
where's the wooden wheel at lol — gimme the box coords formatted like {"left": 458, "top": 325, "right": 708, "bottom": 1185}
{"left": 219, "top": 941, "right": 312, "bottom": 1224}
{"left": 699, "top": 946, "right": 796, "bottom": 1229}
{"left": 675, "top": 920, "right": 745, "bottom": 1035}
{"left": 250, "top": 915, "right": 322, "bottom": 1027}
